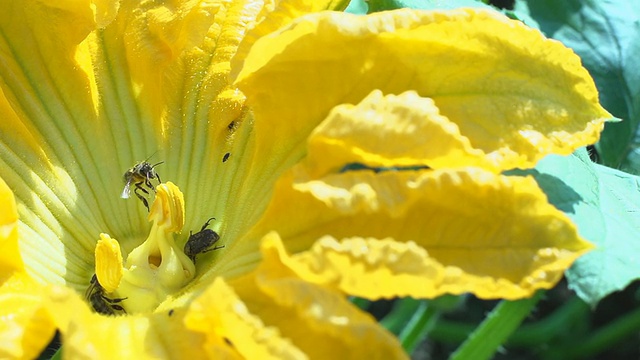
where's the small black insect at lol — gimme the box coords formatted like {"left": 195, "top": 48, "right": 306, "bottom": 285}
{"left": 85, "top": 274, "right": 127, "bottom": 316}
{"left": 121, "top": 161, "right": 163, "bottom": 211}
{"left": 184, "top": 217, "right": 224, "bottom": 263}
{"left": 168, "top": 309, "right": 174, "bottom": 317}
{"left": 222, "top": 153, "right": 230, "bottom": 163}
{"left": 227, "top": 120, "right": 236, "bottom": 131}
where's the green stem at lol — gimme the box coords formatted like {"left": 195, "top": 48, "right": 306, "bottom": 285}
{"left": 349, "top": 296, "right": 371, "bottom": 311}
{"left": 398, "top": 300, "right": 440, "bottom": 354}
{"left": 380, "top": 298, "right": 424, "bottom": 335}
{"left": 545, "top": 303, "right": 640, "bottom": 359}
{"left": 449, "top": 291, "right": 544, "bottom": 360}
{"left": 431, "top": 295, "right": 589, "bottom": 346}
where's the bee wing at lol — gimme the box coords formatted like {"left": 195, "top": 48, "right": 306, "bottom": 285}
{"left": 121, "top": 181, "right": 132, "bottom": 199}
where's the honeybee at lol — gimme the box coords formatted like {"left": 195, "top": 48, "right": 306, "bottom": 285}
{"left": 184, "top": 217, "right": 224, "bottom": 263}
{"left": 121, "top": 161, "right": 163, "bottom": 211}
{"left": 85, "top": 274, "right": 127, "bottom": 316}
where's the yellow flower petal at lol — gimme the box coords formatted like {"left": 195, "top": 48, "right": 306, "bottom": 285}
{"left": 235, "top": 8, "right": 612, "bottom": 171}
{"left": 261, "top": 233, "right": 444, "bottom": 296}
{"left": 0, "top": 2, "right": 610, "bottom": 358}
{"left": 0, "top": 272, "right": 55, "bottom": 360}
{"left": 0, "top": 2, "right": 121, "bottom": 287}
{"left": 185, "top": 274, "right": 407, "bottom": 359}
{"left": 246, "top": 167, "right": 592, "bottom": 299}
{"left": 0, "top": 176, "right": 22, "bottom": 274}
{"left": 247, "top": 262, "right": 407, "bottom": 359}
{"left": 185, "top": 277, "right": 304, "bottom": 359}
{"left": 45, "top": 285, "right": 206, "bottom": 359}
{"left": 305, "top": 89, "right": 494, "bottom": 177}
{"left": 0, "top": 177, "right": 55, "bottom": 359}
{"left": 231, "top": 0, "right": 349, "bottom": 79}
{"left": 113, "top": 0, "right": 225, "bottom": 125}
{"left": 92, "top": 0, "right": 120, "bottom": 28}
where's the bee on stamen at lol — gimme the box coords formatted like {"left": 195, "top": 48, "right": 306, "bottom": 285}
{"left": 85, "top": 274, "right": 127, "bottom": 316}
{"left": 184, "top": 217, "right": 224, "bottom": 263}
{"left": 121, "top": 160, "right": 163, "bottom": 211}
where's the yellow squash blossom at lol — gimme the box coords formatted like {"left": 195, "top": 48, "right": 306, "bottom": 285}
{"left": 0, "top": 0, "right": 611, "bottom": 358}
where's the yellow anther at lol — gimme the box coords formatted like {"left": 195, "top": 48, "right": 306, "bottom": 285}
{"left": 94, "top": 233, "right": 124, "bottom": 293}
{"left": 149, "top": 182, "right": 185, "bottom": 233}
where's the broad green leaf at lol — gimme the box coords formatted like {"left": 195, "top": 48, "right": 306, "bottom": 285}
{"left": 367, "top": 0, "right": 492, "bottom": 13}
{"left": 519, "top": 0, "right": 640, "bottom": 173}
{"left": 523, "top": 149, "right": 640, "bottom": 306}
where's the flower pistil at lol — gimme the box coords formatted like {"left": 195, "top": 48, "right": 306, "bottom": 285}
{"left": 93, "top": 182, "right": 195, "bottom": 314}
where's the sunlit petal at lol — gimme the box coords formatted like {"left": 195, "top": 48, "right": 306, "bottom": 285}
{"left": 304, "top": 90, "right": 494, "bottom": 177}
{"left": 247, "top": 168, "right": 592, "bottom": 299}
{"left": 185, "top": 273, "right": 407, "bottom": 359}
{"left": 0, "top": 272, "right": 54, "bottom": 360}
{"left": 0, "top": 1, "right": 612, "bottom": 358}
{"left": 0, "top": 177, "right": 55, "bottom": 359}
{"left": 235, "top": 8, "right": 612, "bottom": 174}
{"left": 185, "top": 278, "right": 304, "bottom": 359}
{"left": 45, "top": 285, "right": 206, "bottom": 359}
{"left": 231, "top": 0, "right": 349, "bottom": 79}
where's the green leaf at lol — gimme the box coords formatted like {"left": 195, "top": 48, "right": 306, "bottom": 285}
{"left": 345, "top": 0, "right": 368, "bottom": 14}
{"left": 367, "top": 0, "right": 491, "bottom": 13}
{"left": 523, "top": 149, "right": 640, "bottom": 306}
{"left": 566, "top": 162, "right": 640, "bottom": 306}
{"left": 518, "top": 0, "right": 640, "bottom": 173}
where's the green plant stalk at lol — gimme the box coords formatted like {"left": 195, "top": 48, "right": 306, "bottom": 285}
{"left": 398, "top": 300, "right": 440, "bottom": 354}
{"left": 380, "top": 297, "right": 423, "bottom": 335}
{"left": 545, "top": 303, "right": 640, "bottom": 359}
{"left": 449, "top": 291, "right": 544, "bottom": 360}
{"left": 430, "top": 295, "right": 589, "bottom": 346}
{"left": 349, "top": 296, "right": 371, "bottom": 311}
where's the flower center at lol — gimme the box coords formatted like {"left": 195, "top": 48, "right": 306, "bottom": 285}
{"left": 93, "top": 182, "right": 195, "bottom": 313}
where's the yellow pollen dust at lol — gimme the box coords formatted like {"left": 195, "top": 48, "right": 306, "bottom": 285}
{"left": 93, "top": 182, "right": 196, "bottom": 313}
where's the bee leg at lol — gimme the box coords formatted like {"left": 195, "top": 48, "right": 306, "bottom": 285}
{"left": 111, "top": 304, "right": 127, "bottom": 313}
{"left": 201, "top": 217, "right": 216, "bottom": 231}
{"left": 134, "top": 182, "right": 150, "bottom": 195}
{"left": 138, "top": 195, "right": 149, "bottom": 212}
{"left": 144, "top": 177, "right": 156, "bottom": 192}
{"left": 133, "top": 183, "right": 150, "bottom": 211}
{"left": 104, "top": 296, "right": 128, "bottom": 304}
{"left": 155, "top": 173, "right": 162, "bottom": 184}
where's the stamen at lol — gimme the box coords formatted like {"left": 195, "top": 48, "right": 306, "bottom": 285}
{"left": 114, "top": 182, "right": 196, "bottom": 313}
{"left": 94, "top": 234, "right": 124, "bottom": 293}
